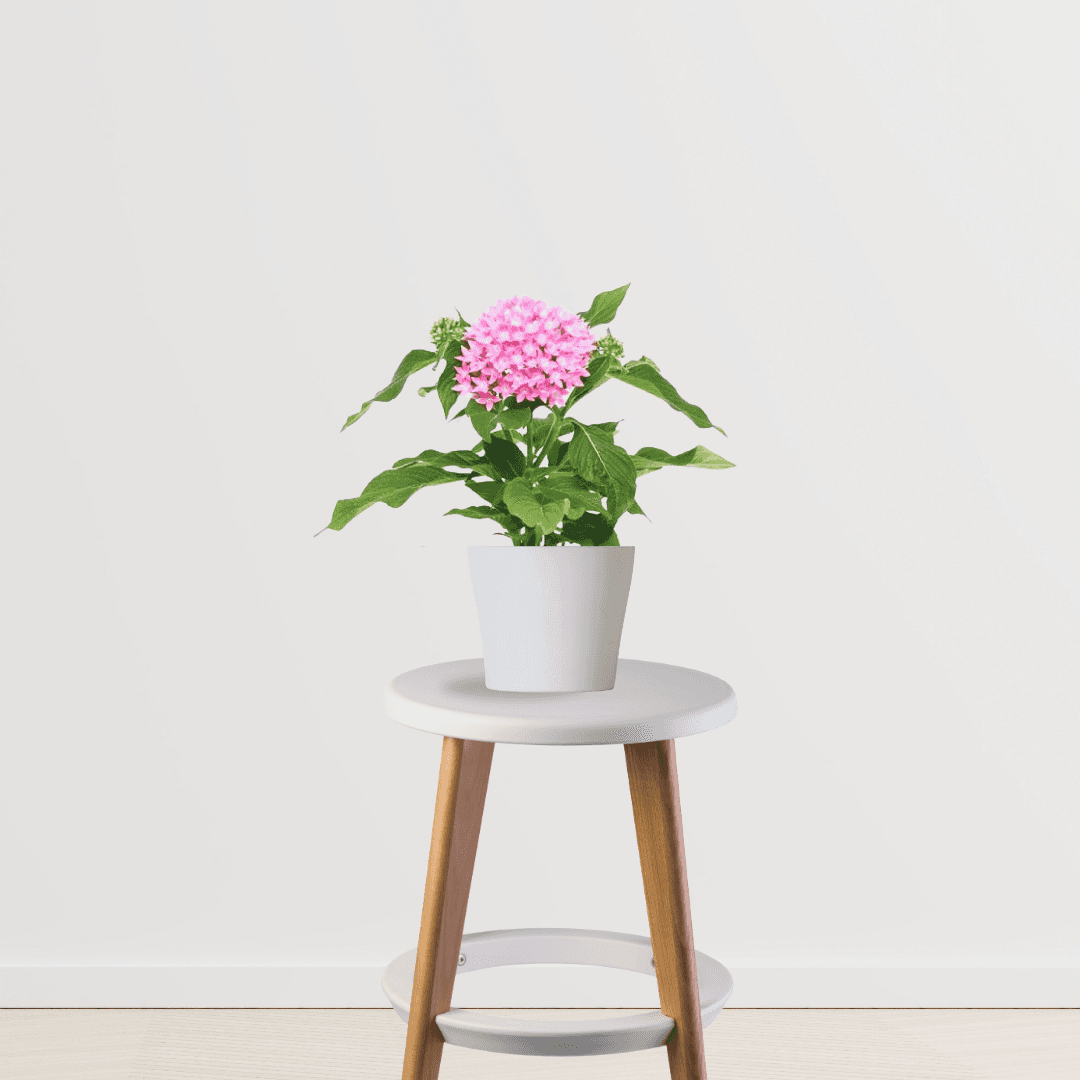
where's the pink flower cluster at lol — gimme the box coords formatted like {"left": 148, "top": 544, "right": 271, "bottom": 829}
{"left": 454, "top": 297, "right": 595, "bottom": 410}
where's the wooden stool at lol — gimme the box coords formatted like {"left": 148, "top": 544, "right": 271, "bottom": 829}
{"left": 382, "top": 658, "right": 737, "bottom": 1080}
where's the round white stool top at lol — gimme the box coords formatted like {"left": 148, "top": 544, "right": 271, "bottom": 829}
{"left": 385, "top": 658, "right": 736, "bottom": 745}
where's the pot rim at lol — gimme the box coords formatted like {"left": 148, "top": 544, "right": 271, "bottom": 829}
{"left": 467, "top": 544, "right": 635, "bottom": 550}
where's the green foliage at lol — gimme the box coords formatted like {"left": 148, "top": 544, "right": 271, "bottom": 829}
{"left": 611, "top": 361, "right": 726, "bottom": 433}
{"left": 464, "top": 397, "right": 499, "bottom": 441}
{"left": 326, "top": 285, "right": 733, "bottom": 544}
{"left": 444, "top": 505, "right": 516, "bottom": 529}
{"left": 547, "top": 438, "right": 571, "bottom": 468}
{"left": 464, "top": 478, "right": 506, "bottom": 504}
{"left": 499, "top": 405, "right": 532, "bottom": 431}
{"left": 561, "top": 512, "right": 618, "bottom": 546}
{"left": 564, "top": 353, "right": 616, "bottom": 410}
{"left": 578, "top": 284, "right": 630, "bottom": 328}
{"left": 566, "top": 420, "right": 638, "bottom": 502}
{"left": 483, "top": 433, "right": 527, "bottom": 479}
{"left": 435, "top": 339, "right": 464, "bottom": 418}
{"left": 560, "top": 337, "right": 619, "bottom": 410}
{"left": 504, "top": 479, "right": 570, "bottom": 534}
{"left": 341, "top": 349, "right": 437, "bottom": 429}
{"left": 631, "top": 445, "right": 735, "bottom": 474}
{"left": 391, "top": 448, "right": 499, "bottom": 479}
{"left": 324, "top": 464, "right": 463, "bottom": 530}
{"left": 528, "top": 414, "right": 573, "bottom": 447}
{"left": 537, "top": 473, "right": 604, "bottom": 519}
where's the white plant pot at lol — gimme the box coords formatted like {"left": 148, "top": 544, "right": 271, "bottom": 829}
{"left": 467, "top": 545, "right": 635, "bottom": 692}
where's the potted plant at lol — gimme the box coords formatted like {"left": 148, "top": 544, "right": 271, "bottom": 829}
{"left": 324, "top": 285, "right": 732, "bottom": 692}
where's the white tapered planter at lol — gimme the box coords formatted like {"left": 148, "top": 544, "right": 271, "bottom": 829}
{"left": 468, "top": 546, "right": 635, "bottom": 692}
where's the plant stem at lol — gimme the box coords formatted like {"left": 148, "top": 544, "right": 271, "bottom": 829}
{"left": 534, "top": 406, "right": 565, "bottom": 468}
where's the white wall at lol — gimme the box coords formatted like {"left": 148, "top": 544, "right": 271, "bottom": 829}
{"left": 2, "top": 1, "right": 1078, "bottom": 1007}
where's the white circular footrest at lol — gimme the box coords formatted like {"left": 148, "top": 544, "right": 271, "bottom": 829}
{"left": 382, "top": 927, "right": 733, "bottom": 1057}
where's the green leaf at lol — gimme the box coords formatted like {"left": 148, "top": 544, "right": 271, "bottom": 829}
{"left": 503, "top": 479, "right": 569, "bottom": 534}
{"left": 536, "top": 474, "right": 604, "bottom": 520}
{"left": 499, "top": 405, "right": 532, "bottom": 430}
{"left": 464, "top": 397, "right": 499, "bottom": 441}
{"left": 464, "top": 478, "right": 506, "bottom": 506}
{"left": 566, "top": 420, "right": 638, "bottom": 499}
{"left": 390, "top": 449, "right": 472, "bottom": 469}
{"left": 436, "top": 341, "right": 464, "bottom": 418}
{"left": 610, "top": 362, "right": 725, "bottom": 433}
{"left": 631, "top": 456, "right": 664, "bottom": 476}
{"left": 483, "top": 434, "right": 527, "bottom": 479}
{"left": 603, "top": 487, "right": 638, "bottom": 524}
{"left": 633, "top": 445, "right": 735, "bottom": 470}
{"left": 561, "top": 511, "right": 617, "bottom": 546}
{"left": 564, "top": 353, "right": 615, "bottom": 410}
{"left": 445, "top": 505, "right": 516, "bottom": 529}
{"left": 418, "top": 384, "right": 437, "bottom": 397}
{"left": 391, "top": 449, "right": 498, "bottom": 479}
{"left": 324, "top": 465, "right": 462, "bottom": 530}
{"left": 538, "top": 501, "right": 570, "bottom": 534}
{"left": 502, "top": 478, "right": 540, "bottom": 522}
{"left": 528, "top": 414, "right": 573, "bottom": 448}
{"left": 578, "top": 283, "right": 630, "bottom": 328}
{"left": 549, "top": 439, "right": 570, "bottom": 468}
{"left": 341, "top": 349, "right": 437, "bottom": 430}
{"left": 436, "top": 335, "right": 464, "bottom": 361}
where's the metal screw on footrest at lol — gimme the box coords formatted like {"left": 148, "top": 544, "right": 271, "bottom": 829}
{"left": 459, "top": 954, "right": 466, "bottom": 966}
{"left": 651, "top": 956, "right": 655, "bottom": 967}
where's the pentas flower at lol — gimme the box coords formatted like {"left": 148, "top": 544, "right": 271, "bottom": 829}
{"left": 326, "top": 282, "right": 735, "bottom": 546}
{"left": 454, "top": 296, "right": 595, "bottom": 410}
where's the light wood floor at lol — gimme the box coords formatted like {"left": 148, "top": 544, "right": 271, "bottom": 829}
{"left": 1, "top": 1008, "right": 1077, "bottom": 1079}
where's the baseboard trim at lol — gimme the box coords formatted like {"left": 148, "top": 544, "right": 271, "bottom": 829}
{"left": 2, "top": 964, "right": 1077, "bottom": 1008}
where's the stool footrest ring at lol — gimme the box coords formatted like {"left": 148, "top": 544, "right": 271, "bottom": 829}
{"left": 382, "top": 927, "right": 733, "bottom": 1057}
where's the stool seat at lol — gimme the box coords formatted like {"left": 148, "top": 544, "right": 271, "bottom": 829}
{"left": 386, "top": 658, "right": 737, "bottom": 745}
{"left": 382, "top": 928, "right": 734, "bottom": 1057}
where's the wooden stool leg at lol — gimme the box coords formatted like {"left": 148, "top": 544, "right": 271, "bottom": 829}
{"left": 625, "top": 739, "right": 707, "bottom": 1080}
{"left": 402, "top": 737, "right": 494, "bottom": 1080}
